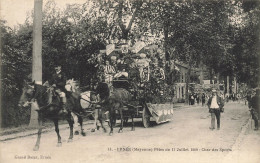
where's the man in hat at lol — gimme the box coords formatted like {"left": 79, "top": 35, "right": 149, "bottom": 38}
{"left": 207, "top": 89, "right": 224, "bottom": 130}
{"left": 49, "top": 65, "right": 67, "bottom": 113}
{"left": 249, "top": 88, "right": 259, "bottom": 130}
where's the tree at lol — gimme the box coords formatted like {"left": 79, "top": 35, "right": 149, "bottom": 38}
{"left": 1, "top": 20, "right": 32, "bottom": 127}
{"left": 139, "top": 1, "right": 178, "bottom": 84}
{"left": 95, "top": 0, "right": 144, "bottom": 40}
{"left": 229, "top": 0, "right": 260, "bottom": 87}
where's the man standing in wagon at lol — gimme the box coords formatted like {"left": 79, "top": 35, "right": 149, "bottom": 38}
{"left": 104, "top": 59, "right": 116, "bottom": 83}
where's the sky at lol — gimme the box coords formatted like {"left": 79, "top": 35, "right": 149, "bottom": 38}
{"left": 0, "top": 0, "right": 87, "bottom": 28}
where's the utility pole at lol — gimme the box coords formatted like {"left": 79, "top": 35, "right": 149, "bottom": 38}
{"left": 29, "top": 0, "right": 43, "bottom": 127}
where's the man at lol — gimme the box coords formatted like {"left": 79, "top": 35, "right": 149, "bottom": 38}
{"left": 202, "top": 93, "right": 206, "bottom": 106}
{"left": 49, "top": 65, "right": 67, "bottom": 113}
{"left": 114, "top": 59, "right": 128, "bottom": 79}
{"left": 140, "top": 66, "right": 150, "bottom": 82}
{"left": 190, "top": 93, "right": 195, "bottom": 105}
{"left": 249, "top": 89, "right": 259, "bottom": 130}
{"left": 225, "top": 93, "right": 229, "bottom": 103}
{"left": 104, "top": 60, "right": 116, "bottom": 83}
{"left": 207, "top": 89, "right": 224, "bottom": 130}
{"left": 246, "top": 91, "right": 252, "bottom": 106}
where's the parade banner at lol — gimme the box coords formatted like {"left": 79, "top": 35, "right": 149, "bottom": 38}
{"left": 144, "top": 44, "right": 158, "bottom": 50}
{"left": 203, "top": 80, "right": 211, "bottom": 84}
{"left": 132, "top": 41, "right": 146, "bottom": 53}
{"left": 106, "top": 44, "right": 115, "bottom": 56}
{"left": 146, "top": 103, "right": 174, "bottom": 124}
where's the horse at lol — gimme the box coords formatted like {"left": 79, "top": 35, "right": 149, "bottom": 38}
{"left": 95, "top": 82, "right": 135, "bottom": 135}
{"left": 64, "top": 79, "right": 87, "bottom": 136}
{"left": 18, "top": 81, "right": 84, "bottom": 151}
{"left": 66, "top": 79, "right": 106, "bottom": 133}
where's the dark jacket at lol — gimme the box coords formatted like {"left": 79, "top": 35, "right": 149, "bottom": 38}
{"left": 207, "top": 95, "right": 224, "bottom": 109}
{"left": 202, "top": 94, "right": 206, "bottom": 101}
{"left": 50, "top": 72, "right": 67, "bottom": 91}
{"left": 250, "top": 94, "right": 260, "bottom": 114}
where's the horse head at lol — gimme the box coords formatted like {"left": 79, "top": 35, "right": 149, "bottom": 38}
{"left": 19, "top": 81, "right": 56, "bottom": 109}
{"left": 18, "top": 81, "right": 35, "bottom": 108}
{"left": 95, "top": 82, "right": 110, "bottom": 103}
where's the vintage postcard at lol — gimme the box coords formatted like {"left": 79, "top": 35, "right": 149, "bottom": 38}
{"left": 1, "top": 0, "right": 259, "bottom": 163}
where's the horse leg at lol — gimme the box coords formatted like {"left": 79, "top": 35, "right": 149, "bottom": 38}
{"left": 109, "top": 109, "right": 115, "bottom": 136}
{"left": 118, "top": 107, "right": 124, "bottom": 133}
{"left": 98, "top": 110, "right": 106, "bottom": 133}
{"left": 91, "top": 109, "right": 99, "bottom": 132}
{"left": 54, "top": 119, "right": 62, "bottom": 147}
{"left": 67, "top": 115, "right": 74, "bottom": 142}
{"left": 71, "top": 112, "right": 79, "bottom": 135}
{"left": 131, "top": 112, "right": 135, "bottom": 131}
{"left": 96, "top": 109, "right": 102, "bottom": 130}
{"left": 33, "top": 114, "right": 42, "bottom": 151}
{"left": 78, "top": 116, "right": 86, "bottom": 136}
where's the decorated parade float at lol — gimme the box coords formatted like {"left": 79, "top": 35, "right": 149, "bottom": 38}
{"left": 95, "top": 37, "right": 174, "bottom": 127}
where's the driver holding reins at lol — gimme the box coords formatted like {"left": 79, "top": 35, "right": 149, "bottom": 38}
{"left": 49, "top": 64, "right": 67, "bottom": 113}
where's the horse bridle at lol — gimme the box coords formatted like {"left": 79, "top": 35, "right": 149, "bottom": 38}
{"left": 25, "top": 84, "right": 36, "bottom": 103}
{"left": 25, "top": 85, "right": 54, "bottom": 109}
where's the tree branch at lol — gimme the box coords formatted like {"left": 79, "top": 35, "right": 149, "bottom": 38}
{"left": 118, "top": 1, "right": 125, "bottom": 32}
{"left": 126, "top": 1, "right": 143, "bottom": 31}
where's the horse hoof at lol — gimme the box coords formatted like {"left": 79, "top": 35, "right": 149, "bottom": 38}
{"left": 67, "top": 139, "right": 73, "bottom": 143}
{"left": 74, "top": 131, "right": 79, "bottom": 135}
{"left": 118, "top": 129, "right": 123, "bottom": 133}
{"left": 81, "top": 132, "right": 86, "bottom": 136}
{"left": 97, "top": 126, "right": 100, "bottom": 130}
{"left": 91, "top": 129, "right": 95, "bottom": 132}
{"left": 109, "top": 132, "right": 113, "bottom": 136}
{"left": 103, "top": 128, "right": 107, "bottom": 133}
{"left": 131, "top": 128, "right": 135, "bottom": 131}
{"left": 33, "top": 145, "right": 39, "bottom": 151}
{"left": 57, "top": 142, "right": 62, "bottom": 147}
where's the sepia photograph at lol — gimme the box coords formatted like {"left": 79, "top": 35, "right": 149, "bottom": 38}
{"left": 0, "top": 0, "right": 259, "bottom": 163}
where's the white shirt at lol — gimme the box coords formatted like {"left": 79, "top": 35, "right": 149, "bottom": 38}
{"left": 104, "top": 65, "right": 116, "bottom": 74}
{"left": 210, "top": 95, "right": 219, "bottom": 109}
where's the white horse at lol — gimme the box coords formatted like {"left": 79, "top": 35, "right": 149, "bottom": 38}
{"left": 66, "top": 79, "right": 105, "bottom": 134}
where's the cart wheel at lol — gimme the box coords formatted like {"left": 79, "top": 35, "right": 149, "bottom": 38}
{"left": 142, "top": 106, "right": 150, "bottom": 128}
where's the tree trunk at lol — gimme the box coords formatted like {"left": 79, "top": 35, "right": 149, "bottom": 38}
{"left": 118, "top": 1, "right": 142, "bottom": 40}
{"left": 164, "top": 21, "right": 171, "bottom": 84}
{"left": 199, "top": 61, "right": 204, "bottom": 84}
{"left": 234, "top": 76, "right": 237, "bottom": 94}
{"left": 29, "top": 0, "right": 43, "bottom": 128}
{"left": 227, "top": 75, "right": 229, "bottom": 94}
{"left": 209, "top": 68, "right": 213, "bottom": 84}
{"left": 164, "top": 21, "right": 170, "bottom": 61}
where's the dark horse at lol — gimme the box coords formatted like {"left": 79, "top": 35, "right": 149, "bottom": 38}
{"left": 95, "top": 82, "right": 135, "bottom": 135}
{"left": 18, "top": 82, "right": 85, "bottom": 151}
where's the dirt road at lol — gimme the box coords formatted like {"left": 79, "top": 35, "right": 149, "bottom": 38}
{"left": 1, "top": 102, "right": 258, "bottom": 163}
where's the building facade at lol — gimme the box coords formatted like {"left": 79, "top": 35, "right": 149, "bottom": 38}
{"left": 173, "top": 62, "right": 188, "bottom": 102}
